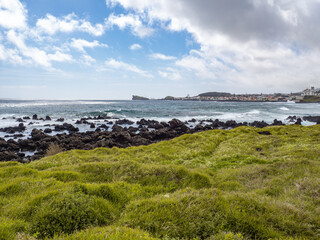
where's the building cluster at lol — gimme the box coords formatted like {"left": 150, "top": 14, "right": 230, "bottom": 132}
{"left": 302, "top": 86, "right": 320, "bottom": 96}
{"left": 171, "top": 87, "right": 320, "bottom": 102}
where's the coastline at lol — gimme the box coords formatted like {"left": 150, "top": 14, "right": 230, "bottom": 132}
{"left": 0, "top": 115, "right": 319, "bottom": 162}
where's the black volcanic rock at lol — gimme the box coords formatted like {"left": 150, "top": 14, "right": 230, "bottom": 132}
{"left": 0, "top": 123, "right": 26, "bottom": 134}
{"left": 112, "top": 124, "right": 123, "bottom": 132}
{"left": 295, "top": 118, "right": 302, "bottom": 125}
{"left": 116, "top": 119, "right": 134, "bottom": 125}
{"left": 250, "top": 121, "right": 268, "bottom": 128}
{"left": 272, "top": 119, "right": 283, "bottom": 126}
{"left": 303, "top": 116, "right": 320, "bottom": 123}
{"left": 16, "top": 118, "right": 24, "bottom": 122}
{"left": 44, "top": 128, "right": 52, "bottom": 134}
{"left": 286, "top": 116, "right": 297, "bottom": 122}
{"left": 258, "top": 131, "right": 271, "bottom": 135}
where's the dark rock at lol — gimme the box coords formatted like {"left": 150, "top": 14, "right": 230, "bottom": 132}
{"left": 45, "top": 116, "right": 51, "bottom": 121}
{"left": 23, "top": 116, "right": 30, "bottom": 120}
{"left": 0, "top": 151, "right": 19, "bottom": 162}
{"left": 295, "top": 118, "right": 302, "bottom": 125}
{"left": 136, "top": 119, "right": 149, "bottom": 125}
{"left": 302, "top": 116, "right": 320, "bottom": 123}
{"left": 44, "top": 128, "right": 53, "bottom": 134}
{"left": 99, "top": 124, "right": 109, "bottom": 130}
{"left": 286, "top": 116, "right": 297, "bottom": 122}
{"left": 31, "top": 129, "right": 46, "bottom": 141}
{"left": 0, "top": 138, "right": 7, "bottom": 148}
{"left": 90, "top": 123, "right": 96, "bottom": 129}
{"left": 258, "top": 131, "right": 271, "bottom": 135}
{"left": 16, "top": 118, "right": 24, "bottom": 122}
{"left": 56, "top": 118, "right": 64, "bottom": 122}
{"left": 54, "top": 123, "right": 79, "bottom": 133}
{"left": 194, "top": 124, "right": 204, "bottom": 131}
{"left": 32, "top": 114, "right": 38, "bottom": 120}
{"left": 272, "top": 119, "right": 283, "bottom": 126}
{"left": 112, "top": 124, "right": 123, "bottom": 132}
{"left": 250, "top": 121, "right": 269, "bottom": 128}
{"left": 13, "top": 134, "right": 24, "bottom": 139}
{"left": 0, "top": 123, "right": 26, "bottom": 134}
{"left": 168, "top": 119, "right": 189, "bottom": 132}
{"left": 225, "top": 120, "right": 239, "bottom": 128}
{"left": 116, "top": 119, "right": 134, "bottom": 125}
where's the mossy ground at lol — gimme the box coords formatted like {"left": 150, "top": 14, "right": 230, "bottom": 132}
{"left": 0, "top": 125, "right": 319, "bottom": 239}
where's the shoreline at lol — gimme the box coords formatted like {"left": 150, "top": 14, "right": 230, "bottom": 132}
{"left": 0, "top": 115, "right": 319, "bottom": 163}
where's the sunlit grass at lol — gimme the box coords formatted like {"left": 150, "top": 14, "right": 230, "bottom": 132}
{"left": 0, "top": 125, "right": 319, "bottom": 239}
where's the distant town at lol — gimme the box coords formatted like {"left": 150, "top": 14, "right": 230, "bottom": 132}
{"left": 133, "top": 86, "right": 320, "bottom": 103}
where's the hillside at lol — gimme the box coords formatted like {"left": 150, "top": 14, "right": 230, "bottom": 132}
{"left": 300, "top": 96, "right": 320, "bottom": 103}
{"left": 132, "top": 95, "right": 149, "bottom": 100}
{"left": 0, "top": 125, "right": 319, "bottom": 239}
{"left": 198, "top": 92, "right": 232, "bottom": 97}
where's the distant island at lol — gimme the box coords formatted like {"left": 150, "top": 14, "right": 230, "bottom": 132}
{"left": 132, "top": 95, "right": 149, "bottom": 100}
{"left": 198, "top": 92, "right": 231, "bottom": 97}
{"left": 159, "top": 86, "right": 320, "bottom": 103}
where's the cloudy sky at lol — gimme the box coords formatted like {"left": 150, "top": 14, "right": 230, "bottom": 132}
{"left": 0, "top": 0, "right": 319, "bottom": 99}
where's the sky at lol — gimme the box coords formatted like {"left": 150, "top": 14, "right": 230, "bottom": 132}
{"left": 0, "top": 0, "right": 320, "bottom": 100}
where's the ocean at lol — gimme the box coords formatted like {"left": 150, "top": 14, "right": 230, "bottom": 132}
{"left": 0, "top": 99, "right": 319, "bottom": 140}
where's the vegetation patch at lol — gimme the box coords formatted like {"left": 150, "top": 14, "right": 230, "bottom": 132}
{"left": 0, "top": 125, "right": 319, "bottom": 239}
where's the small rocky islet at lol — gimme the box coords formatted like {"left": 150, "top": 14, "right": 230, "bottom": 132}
{"left": 0, "top": 114, "right": 319, "bottom": 163}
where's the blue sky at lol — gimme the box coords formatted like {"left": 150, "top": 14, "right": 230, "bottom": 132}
{"left": 0, "top": 0, "right": 320, "bottom": 99}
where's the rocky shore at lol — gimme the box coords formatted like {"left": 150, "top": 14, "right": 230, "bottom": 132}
{"left": 0, "top": 115, "right": 319, "bottom": 163}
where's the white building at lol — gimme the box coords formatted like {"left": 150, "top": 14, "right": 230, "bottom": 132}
{"left": 302, "top": 87, "right": 320, "bottom": 96}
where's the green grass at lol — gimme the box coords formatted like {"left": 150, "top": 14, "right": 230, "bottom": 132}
{"left": 0, "top": 125, "right": 319, "bottom": 239}
{"left": 301, "top": 96, "right": 320, "bottom": 102}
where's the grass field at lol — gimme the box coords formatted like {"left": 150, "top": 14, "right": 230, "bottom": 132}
{"left": 0, "top": 125, "right": 319, "bottom": 239}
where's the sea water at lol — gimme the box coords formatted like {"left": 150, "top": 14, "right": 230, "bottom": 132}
{"left": 0, "top": 100, "right": 319, "bottom": 139}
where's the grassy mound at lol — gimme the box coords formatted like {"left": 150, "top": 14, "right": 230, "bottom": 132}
{"left": 0, "top": 125, "right": 319, "bottom": 239}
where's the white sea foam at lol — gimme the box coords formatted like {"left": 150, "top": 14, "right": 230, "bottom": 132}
{"left": 280, "top": 107, "right": 289, "bottom": 111}
{"left": 248, "top": 110, "right": 261, "bottom": 114}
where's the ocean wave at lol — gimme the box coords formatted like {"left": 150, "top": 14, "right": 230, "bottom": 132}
{"left": 0, "top": 101, "right": 116, "bottom": 108}
{"left": 280, "top": 107, "right": 289, "bottom": 111}
{"left": 248, "top": 110, "right": 261, "bottom": 114}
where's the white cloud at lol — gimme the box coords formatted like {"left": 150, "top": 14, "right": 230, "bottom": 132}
{"left": 48, "top": 51, "right": 73, "bottom": 62}
{"left": 0, "top": 44, "right": 24, "bottom": 64}
{"left": 81, "top": 54, "right": 96, "bottom": 66}
{"left": 7, "top": 30, "right": 73, "bottom": 67}
{"left": 150, "top": 53, "right": 176, "bottom": 60}
{"left": 70, "top": 38, "right": 108, "bottom": 53}
{"left": 0, "top": 0, "right": 27, "bottom": 30}
{"left": 158, "top": 68, "right": 182, "bottom": 81}
{"left": 130, "top": 43, "right": 142, "bottom": 50}
{"left": 106, "top": 13, "right": 153, "bottom": 38}
{"left": 36, "top": 13, "right": 105, "bottom": 36}
{"left": 107, "top": 0, "right": 320, "bottom": 92}
{"left": 105, "top": 58, "right": 152, "bottom": 77}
